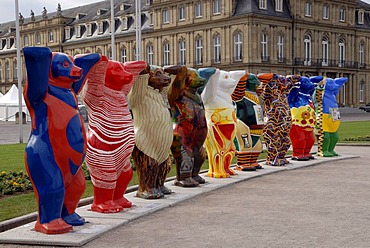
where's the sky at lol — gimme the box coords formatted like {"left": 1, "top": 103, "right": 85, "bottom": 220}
{"left": 1, "top": 0, "right": 370, "bottom": 23}
{"left": 0, "top": 0, "right": 104, "bottom": 23}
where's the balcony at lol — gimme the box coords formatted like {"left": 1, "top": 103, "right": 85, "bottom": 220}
{"left": 293, "top": 58, "right": 365, "bottom": 69}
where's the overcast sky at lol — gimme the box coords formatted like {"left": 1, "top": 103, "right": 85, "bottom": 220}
{"left": 1, "top": 0, "right": 370, "bottom": 23}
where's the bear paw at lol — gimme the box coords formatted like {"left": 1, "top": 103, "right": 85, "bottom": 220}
{"left": 35, "top": 218, "right": 72, "bottom": 235}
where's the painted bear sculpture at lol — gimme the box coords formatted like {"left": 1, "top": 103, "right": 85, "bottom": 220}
{"left": 258, "top": 73, "right": 296, "bottom": 166}
{"left": 232, "top": 72, "right": 264, "bottom": 171}
{"left": 166, "top": 66, "right": 216, "bottom": 187}
{"left": 23, "top": 47, "right": 100, "bottom": 234}
{"left": 128, "top": 65, "right": 174, "bottom": 199}
{"left": 288, "top": 76, "right": 323, "bottom": 161}
{"left": 78, "top": 55, "right": 147, "bottom": 213}
{"left": 314, "top": 77, "right": 347, "bottom": 157}
{"left": 201, "top": 69, "right": 245, "bottom": 178}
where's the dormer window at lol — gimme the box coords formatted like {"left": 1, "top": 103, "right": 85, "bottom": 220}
{"left": 146, "top": 0, "right": 151, "bottom": 5}
{"left": 76, "top": 26, "right": 81, "bottom": 38}
{"left": 275, "top": 0, "right": 283, "bottom": 12}
{"left": 65, "top": 27, "right": 71, "bottom": 40}
{"left": 87, "top": 24, "right": 92, "bottom": 36}
{"left": 6, "top": 38, "right": 11, "bottom": 49}
{"left": 122, "top": 17, "right": 128, "bottom": 30}
{"left": 97, "top": 9, "right": 108, "bottom": 16}
{"left": 259, "top": 0, "right": 267, "bottom": 10}
{"left": 149, "top": 12, "right": 153, "bottom": 26}
{"left": 98, "top": 21, "right": 104, "bottom": 34}
{"left": 76, "top": 13, "right": 86, "bottom": 20}
{"left": 358, "top": 10, "right": 364, "bottom": 24}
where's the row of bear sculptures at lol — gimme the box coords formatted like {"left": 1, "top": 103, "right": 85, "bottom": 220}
{"left": 23, "top": 47, "right": 347, "bottom": 234}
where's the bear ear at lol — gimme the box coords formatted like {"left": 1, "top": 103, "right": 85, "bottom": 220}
{"left": 198, "top": 68, "right": 217, "bottom": 82}
{"left": 309, "top": 76, "right": 323, "bottom": 84}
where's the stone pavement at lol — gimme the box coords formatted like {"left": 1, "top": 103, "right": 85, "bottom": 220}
{"left": 0, "top": 145, "right": 369, "bottom": 247}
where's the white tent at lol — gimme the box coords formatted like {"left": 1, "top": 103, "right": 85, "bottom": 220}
{"left": 0, "top": 84, "right": 29, "bottom": 122}
{"left": 0, "top": 92, "right": 3, "bottom": 98}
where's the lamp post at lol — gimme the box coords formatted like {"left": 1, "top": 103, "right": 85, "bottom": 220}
{"left": 15, "top": 0, "right": 23, "bottom": 143}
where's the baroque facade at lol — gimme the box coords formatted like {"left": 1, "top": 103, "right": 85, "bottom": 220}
{"left": 0, "top": 0, "right": 370, "bottom": 107}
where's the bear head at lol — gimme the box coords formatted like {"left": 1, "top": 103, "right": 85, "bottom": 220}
{"left": 50, "top": 52, "right": 82, "bottom": 87}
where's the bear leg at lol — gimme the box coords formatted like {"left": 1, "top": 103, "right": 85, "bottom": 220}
{"left": 113, "top": 168, "right": 133, "bottom": 208}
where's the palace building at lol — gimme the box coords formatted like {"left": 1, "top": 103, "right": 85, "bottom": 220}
{"left": 1, "top": 0, "right": 370, "bottom": 107}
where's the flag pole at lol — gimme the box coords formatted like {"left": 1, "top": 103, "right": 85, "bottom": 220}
{"left": 15, "top": 0, "right": 23, "bottom": 143}
{"left": 135, "top": 0, "right": 141, "bottom": 60}
{"left": 110, "top": 0, "right": 116, "bottom": 60}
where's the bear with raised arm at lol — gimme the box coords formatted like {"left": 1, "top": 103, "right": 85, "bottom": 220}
{"left": 201, "top": 69, "right": 245, "bottom": 178}
{"left": 78, "top": 55, "right": 147, "bottom": 213}
{"left": 166, "top": 66, "right": 216, "bottom": 187}
{"left": 288, "top": 76, "right": 323, "bottom": 161}
{"left": 128, "top": 65, "right": 174, "bottom": 199}
{"left": 23, "top": 47, "right": 101, "bottom": 234}
{"left": 314, "top": 77, "right": 347, "bottom": 157}
{"left": 232, "top": 72, "right": 264, "bottom": 171}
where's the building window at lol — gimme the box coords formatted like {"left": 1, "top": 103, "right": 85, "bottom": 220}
{"left": 0, "top": 64, "right": 2, "bottom": 80}
{"left": 195, "top": 37, "right": 203, "bottom": 65}
{"left": 5, "top": 62, "right": 9, "bottom": 80}
{"left": 24, "top": 35, "right": 29, "bottom": 46}
{"left": 65, "top": 27, "right": 71, "bottom": 40}
{"left": 121, "top": 18, "right": 128, "bottom": 30}
{"left": 275, "top": 0, "right": 282, "bottom": 12}
{"left": 98, "top": 22, "right": 104, "bottom": 34}
{"left": 147, "top": 44, "right": 153, "bottom": 65}
{"left": 213, "top": 34, "right": 221, "bottom": 63}
{"left": 195, "top": 2, "right": 202, "bottom": 18}
{"left": 213, "top": 0, "right": 221, "bottom": 15}
{"left": 323, "top": 4, "right": 329, "bottom": 20}
{"left": 87, "top": 24, "right": 92, "bottom": 36}
{"left": 121, "top": 47, "right": 127, "bottom": 62}
{"left": 35, "top": 32, "right": 41, "bottom": 44}
{"left": 163, "top": 41, "right": 170, "bottom": 66}
{"left": 149, "top": 12, "right": 154, "bottom": 26}
{"left": 146, "top": 0, "right": 151, "bottom": 5}
{"left": 261, "top": 33, "right": 268, "bottom": 61}
{"left": 163, "top": 8, "right": 170, "bottom": 23}
{"left": 305, "top": 2, "right": 312, "bottom": 17}
{"left": 339, "top": 38, "right": 345, "bottom": 67}
{"left": 358, "top": 11, "right": 364, "bottom": 24}
{"left": 48, "top": 30, "right": 54, "bottom": 42}
{"left": 277, "top": 34, "right": 284, "bottom": 62}
{"left": 76, "top": 26, "right": 81, "bottom": 38}
{"left": 13, "top": 62, "right": 17, "bottom": 79}
{"left": 322, "top": 37, "right": 329, "bottom": 66}
{"left": 179, "top": 39, "right": 186, "bottom": 65}
{"left": 304, "top": 34, "right": 311, "bottom": 65}
{"left": 108, "top": 48, "right": 112, "bottom": 60}
{"left": 359, "top": 43, "right": 364, "bottom": 67}
{"left": 339, "top": 7, "right": 345, "bottom": 22}
{"left": 133, "top": 47, "right": 138, "bottom": 61}
{"left": 259, "top": 0, "right": 267, "bottom": 10}
{"left": 360, "top": 81, "right": 365, "bottom": 103}
{"left": 179, "top": 5, "right": 186, "bottom": 21}
{"left": 233, "top": 32, "right": 243, "bottom": 62}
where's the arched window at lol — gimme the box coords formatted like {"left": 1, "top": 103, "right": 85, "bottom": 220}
{"left": 233, "top": 31, "right": 243, "bottom": 62}
{"left": 322, "top": 36, "right": 329, "bottom": 66}
{"left": 49, "top": 30, "right": 54, "bottom": 42}
{"left": 304, "top": 34, "right": 311, "bottom": 65}
{"left": 195, "top": 36, "right": 203, "bottom": 65}
{"left": 179, "top": 39, "right": 186, "bottom": 65}
{"left": 213, "top": 34, "right": 221, "bottom": 63}
{"left": 338, "top": 37, "right": 345, "bottom": 67}
{"left": 163, "top": 41, "right": 170, "bottom": 66}
{"left": 146, "top": 43, "right": 153, "bottom": 65}
{"left": 261, "top": 32, "right": 268, "bottom": 61}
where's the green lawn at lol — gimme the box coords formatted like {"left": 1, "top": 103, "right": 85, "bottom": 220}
{"left": 0, "top": 120, "right": 368, "bottom": 222}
